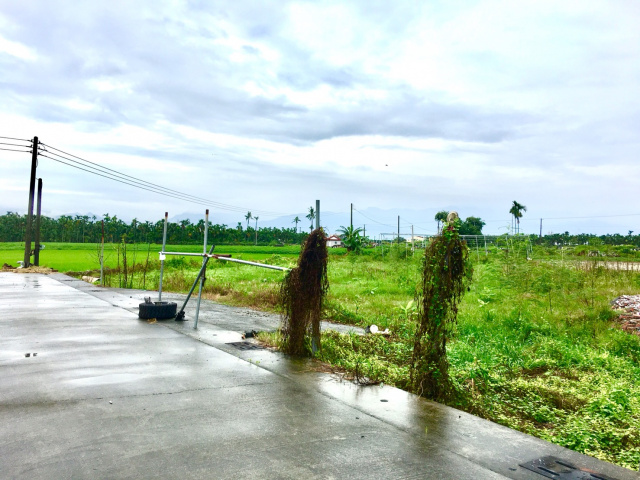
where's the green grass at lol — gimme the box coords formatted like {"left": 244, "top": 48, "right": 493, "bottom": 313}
{"left": 2, "top": 240, "right": 640, "bottom": 469}
{"left": 0, "top": 242, "right": 306, "bottom": 271}
{"left": 264, "top": 247, "right": 640, "bottom": 470}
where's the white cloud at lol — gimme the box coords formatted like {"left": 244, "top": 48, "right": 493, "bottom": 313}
{"left": 0, "top": 35, "right": 37, "bottom": 60}
{"left": 0, "top": 1, "right": 639, "bottom": 234}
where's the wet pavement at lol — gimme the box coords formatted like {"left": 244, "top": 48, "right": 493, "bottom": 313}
{"left": 1, "top": 272, "right": 636, "bottom": 479}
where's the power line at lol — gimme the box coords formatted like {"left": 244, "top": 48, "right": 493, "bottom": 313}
{"left": 542, "top": 213, "right": 640, "bottom": 220}
{"left": 40, "top": 143, "right": 215, "bottom": 204}
{"left": 38, "top": 142, "right": 290, "bottom": 217}
{"left": 484, "top": 213, "right": 640, "bottom": 224}
{"left": 352, "top": 206, "right": 395, "bottom": 228}
{"left": 0, "top": 147, "right": 31, "bottom": 153}
{"left": 39, "top": 146, "right": 219, "bottom": 207}
{"left": 39, "top": 153, "right": 215, "bottom": 207}
{"left": 0, "top": 141, "right": 31, "bottom": 148}
{"left": 0, "top": 135, "right": 31, "bottom": 142}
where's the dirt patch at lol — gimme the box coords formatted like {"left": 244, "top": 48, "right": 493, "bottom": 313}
{"left": 2, "top": 264, "right": 58, "bottom": 274}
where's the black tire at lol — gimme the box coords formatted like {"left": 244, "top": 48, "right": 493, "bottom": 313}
{"left": 138, "top": 301, "right": 177, "bottom": 320}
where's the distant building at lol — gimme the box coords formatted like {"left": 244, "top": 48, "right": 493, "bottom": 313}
{"left": 326, "top": 235, "right": 344, "bottom": 248}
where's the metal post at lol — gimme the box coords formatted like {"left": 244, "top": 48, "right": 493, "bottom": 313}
{"left": 315, "top": 199, "right": 320, "bottom": 230}
{"left": 411, "top": 225, "right": 414, "bottom": 256}
{"left": 175, "top": 245, "right": 216, "bottom": 322}
{"left": 34, "top": 178, "right": 42, "bottom": 266}
{"left": 23, "top": 136, "right": 38, "bottom": 267}
{"left": 539, "top": 218, "right": 543, "bottom": 238}
{"left": 100, "top": 220, "right": 105, "bottom": 285}
{"left": 350, "top": 203, "right": 353, "bottom": 229}
{"left": 158, "top": 212, "right": 168, "bottom": 301}
{"left": 194, "top": 210, "right": 209, "bottom": 329}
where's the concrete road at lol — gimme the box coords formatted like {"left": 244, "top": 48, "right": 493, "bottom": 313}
{"left": 0, "top": 273, "right": 636, "bottom": 479}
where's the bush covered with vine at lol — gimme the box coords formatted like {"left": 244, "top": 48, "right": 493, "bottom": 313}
{"left": 411, "top": 219, "right": 473, "bottom": 399}
{"left": 279, "top": 228, "right": 329, "bottom": 356}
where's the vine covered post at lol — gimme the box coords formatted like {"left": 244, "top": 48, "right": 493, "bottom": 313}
{"left": 410, "top": 212, "right": 473, "bottom": 400}
{"left": 280, "top": 228, "right": 329, "bottom": 356}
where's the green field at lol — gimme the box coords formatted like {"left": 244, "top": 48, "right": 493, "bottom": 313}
{"left": 2, "top": 240, "right": 640, "bottom": 470}
{"left": 0, "top": 242, "right": 312, "bottom": 271}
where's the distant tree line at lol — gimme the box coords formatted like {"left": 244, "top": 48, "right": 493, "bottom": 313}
{"left": 0, "top": 212, "right": 308, "bottom": 245}
{"left": 532, "top": 231, "right": 640, "bottom": 247}
{"left": 2, "top": 212, "right": 639, "bottom": 247}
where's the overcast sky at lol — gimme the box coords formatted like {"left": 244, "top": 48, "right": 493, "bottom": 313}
{"left": 1, "top": 0, "right": 639, "bottom": 236}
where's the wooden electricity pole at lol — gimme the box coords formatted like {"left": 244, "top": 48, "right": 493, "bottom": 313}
{"left": 34, "top": 178, "right": 43, "bottom": 266}
{"left": 23, "top": 136, "right": 38, "bottom": 267}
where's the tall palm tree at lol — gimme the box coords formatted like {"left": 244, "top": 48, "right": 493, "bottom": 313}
{"left": 306, "top": 207, "right": 316, "bottom": 232}
{"left": 244, "top": 211, "right": 252, "bottom": 230}
{"left": 434, "top": 210, "right": 449, "bottom": 233}
{"left": 292, "top": 216, "right": 301, "bottom": 233}
{"left": 509, "top": 201, "right": 527, "bottom": 234}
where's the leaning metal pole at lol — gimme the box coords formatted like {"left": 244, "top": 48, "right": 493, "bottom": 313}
{"left": 211, "top": 256, "right": 289, "bottom": 271}
{"left": 194, "top": 210, "right": 209, "bottom": 329}
{"left": 158, "top": 212, "right": 168, "bottom": 301}
{"left": 160, "top": 251, "right": 290, "bottom": 272}
{"left": 175, "top": 244, "right": 216, "bottom": 322}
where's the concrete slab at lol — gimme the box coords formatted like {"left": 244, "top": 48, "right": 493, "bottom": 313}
{"left": 0, "top": 272, "right": 636, "bottom": 479}
{"left": 52, "top": 274, "right": 364, "bottom": 336}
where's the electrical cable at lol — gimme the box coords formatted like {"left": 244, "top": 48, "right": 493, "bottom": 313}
{"left": 39, "top": 154, "right": 216, "bottom": 207}
{"left": 39, "top": 147, "right": 218, "bottom": 207}
{"left": 352, "top": 206, "right": 396, "bottom": 228}
{"left": 0, "top": 135, "right": 31, "bottom": 142}
{"left": 542, "top": 213, "right": 640, "bottom": 220}
{"left": 0, "top": 147, "right": 31, "bottom": 153}
{"left": 40, "top": 143, "right": 218, "bottom": 205}
{"left": 38, "top": 142, "right": 289, "bottom": 216}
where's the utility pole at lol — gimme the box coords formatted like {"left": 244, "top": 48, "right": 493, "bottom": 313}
{"left": 397, "top": 216, "right": 400, "bottom": 245}
{"left": 23, "top": 136, "right": 38, "bottom": 267}
{"left": 100, "top": 220, "right": 105, "bottom": 286}
{"left": 34, "top": 178, "right": 43, "bottom": 266}
{"left": 350, "top": 203, "right": 353, "bottom": 229}
{"left": 316, "top": 199, "right": 320, "bottom": 230}
{"left": 539, "top": 218, "right": 543, "bottom": 239}
{"left": 411, "top": 225, "right": 414, "bottom": 253}
{"left": 158, "top": 212, "right": 168, "bottom": 301}
{"left": 363, "top": 224, "right": 366, "bottom": 242}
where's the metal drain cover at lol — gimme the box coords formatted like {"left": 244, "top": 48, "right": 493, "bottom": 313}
{"left": 520, "top": 456, "right": 617, "bottom": 480}
{"left": 226, "top": 342, "right": 265, "bottom": 351}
